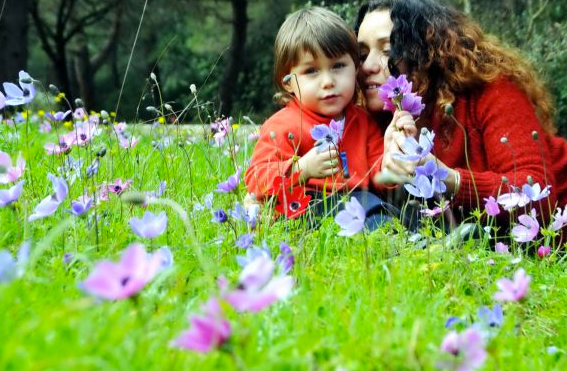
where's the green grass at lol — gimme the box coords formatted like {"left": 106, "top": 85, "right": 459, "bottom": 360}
{"left": 0, "top": 111, "right": 566, "bottom": 371}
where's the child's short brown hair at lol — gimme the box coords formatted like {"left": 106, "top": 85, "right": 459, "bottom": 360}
{"left": 273, "top": 7, "right": 360, "bottom": 105}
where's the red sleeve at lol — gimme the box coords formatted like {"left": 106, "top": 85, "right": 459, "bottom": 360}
{"left": 244, "top": 113, "right": 300, "bottom": 200}
{"left": 453, "top": 79, "right": 556, "bottom": 218}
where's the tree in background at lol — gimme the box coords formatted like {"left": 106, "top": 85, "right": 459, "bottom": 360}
{"left": 0, "top": 0, "right": 29, "bottom": 84}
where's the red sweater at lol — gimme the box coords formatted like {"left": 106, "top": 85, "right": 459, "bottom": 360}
{"left": 245, "top": 99, "right": 384, "bottom": 200}
{"left": 424, "top": 78, "right": 567, "bottom": 213}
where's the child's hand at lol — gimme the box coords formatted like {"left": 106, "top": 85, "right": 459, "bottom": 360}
{"left": 295, "top": 146, "right": 340, "bottom": 180}
{"left": 392, "top": 110, "right": 418, "bottom": 137}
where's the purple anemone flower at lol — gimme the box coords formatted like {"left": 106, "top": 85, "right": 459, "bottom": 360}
{"left": 275, "top": 242, "right": 294, "bottom": 274}
{"left": 28, "top": 174, "right": 68, "bottom": 221}
{"left": 155, "top": 246, "right": 174, "bottom": 269}
{"left": 67, "top": 195, "right": 93, "bottom": 217}
{"left": 334, "top": 197, "right": 366, "bottom": 237}
{"left": 224, "top": 255, "right": 294, "bottom": 313}
{"left": 171, "top": 298, "right": 231, "bottom": 353}
{"left": 511, "top": 208, "right": 539, "bottom": 243}
{"left": 81, "top": 243, "right": 164, "bottom": 300}
{"left": 45, "top": 110, "right": 72, "bottom": 122}
{"left": 378, "top": 75, "right": 425, "bottom": 116}
{"left": 235, "top": 233, "right": 254, "bottom": 249}
{"left": 522, "top": 183, "right": 551, "bottom": 202}
{"left": 310, "top": 117, "right": 344, "bottom": 152}
{"left": 494, "top": 268, "right": 530, "bottom": 302}
{"left": 537, "top": 245, "right": 551, "bottom": 258}
{"left": 0, "top": 151, "right": 25, "bottom": 184}
{"left": 393, "top": 128, "right": 435, "bottom": 162}
{"left": 236, "top": 244, "right": 271, "bottom": 267}
{"left": 2, "top": 71, "right": 36, "bottom": 106}
{"left": 477, "top": 304, "right": 503, "bottom": 328}
{"left": 405, "top": 160, "right": 448, "bottom": 199}
{"left": 484, "top": 196, "right": 500, "bottom": 216}
{"left": 0, "top": 180, "right": 24, "bottom": 207}
{"left": 212, "top": 209, "right": 228, "bottom": 223}
{"left": 0, "top": 241, "right": 30, "bottom": 283}
{"left": 494, "top": 242, "right": 509, "bottom": 254}
{"left": 551, "top": 207, "right": 567, "bottom": 231}
{"left": 129, "top": 211, "right": 168, "bottom": 238}
{"left": 0, "top": 91, "right": 6, "bottom": 109}
{"left": 216, "top": 168, "right": 241, "bottom": 193}
{"left": 439, "top": 328, "right": 487, "bottom": 371}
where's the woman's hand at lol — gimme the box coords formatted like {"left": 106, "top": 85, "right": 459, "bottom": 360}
{"left": 382, "top": 110, "right": 419, "bottom": 177}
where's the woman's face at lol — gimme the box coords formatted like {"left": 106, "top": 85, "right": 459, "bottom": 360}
{"left": 357, "top": 10, "right": 393, "bottom": 113}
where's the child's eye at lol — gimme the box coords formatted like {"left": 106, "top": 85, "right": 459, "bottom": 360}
{"left": 332, "top": 62, "right": 346, "bottom": 69}
{"left": 304, "top": 67, "right": 317, "bottom": 75}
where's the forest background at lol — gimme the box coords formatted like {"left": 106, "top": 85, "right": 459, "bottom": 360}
{"left": 2, "top": 0, "right": 567, "bottom": 136}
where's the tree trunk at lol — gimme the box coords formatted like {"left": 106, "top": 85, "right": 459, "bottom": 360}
{"left": 218, "top": 0, "right": 248, "bottom": 116}
{"left": 0, "top": 0, "right": 29, "bottom": 83}
{"left": 73, "top": 31, "right": 95, "bottom": 109}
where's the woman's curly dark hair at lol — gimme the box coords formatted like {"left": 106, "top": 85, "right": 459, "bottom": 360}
{"left": 355, "top": 0, "right": 556, "bottom": 133}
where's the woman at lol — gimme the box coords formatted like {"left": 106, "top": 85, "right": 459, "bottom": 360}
{"left": 354, "top": 0, "right": 567, "bottom": 223}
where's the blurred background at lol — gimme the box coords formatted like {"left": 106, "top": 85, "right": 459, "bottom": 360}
{"left": 1, "top": 0, "right": 566, "bottom": 135}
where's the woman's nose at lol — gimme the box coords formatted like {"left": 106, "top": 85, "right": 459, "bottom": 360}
{"left": 361, "top": 50, "right": 387, "bottom": 75}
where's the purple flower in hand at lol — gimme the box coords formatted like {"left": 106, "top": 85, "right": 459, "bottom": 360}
{"left": 0, "top": 180, "right": 24, "bottom": 207}
{"left": 2, "top": 70, "right": 36, "bottom": 106}
{"left": 0, "top": 151, "right": 25, "bottom": 184}
{"left": 378, "top": 75, "right": 424, "bottom": 116}
{"left": 129, "top": 211, "right": 168, "bottom": 238}
{"left": 494, "top": 268, "right": 530, "bottom": 302}
{"left": 81, "top": 243, "right": 163, "bottom": 300}
{"left": 224, "top": 255, "right": 294, "bottom": 313}
{"left": 310, "top": 117, "right": 344, "bottom": 152}
{"left": 393, "top": 128, "right": 435, "bottom": 162}
{"left": 28, "top": 174, "right": 68, "bottom": 221}
{"left": 511, "top": 209, "right": 539, "bottom": 243}
{"left": 334, "top": 197, "right": 366, "bottom": 236}
{"left": 171, "top": 298, "right": 231, "bottom": 353}
{"left": 216, "top": 168, "right": 241, "bottom": 193}
{"left": 439, "top": 328, "right": 486, "bottom": 371}
{"left": 484, "top": 196, "right": 500, "bottom": 216}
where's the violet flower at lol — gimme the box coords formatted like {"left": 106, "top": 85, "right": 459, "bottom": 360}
{"left": 275, "top": 242, "right": 294, "bottom": 274}
{"left": 537, "top": 245, "right": 551, "bottom": 258}
{"left": 236, "top": 244, "right": 271, "bottom": 267}
{"left": 497, "top": 189, "right": 530, "bottom": 211}
{"left": 224, "top": 255, "right": 294, "bottom": 313}
{"left": 439, "top": 328, "right": 486, "bottom": 371}
{"left": 511, "top": 209, "right": 539, "bottom": 243}
{"left": 522, "top": 183, "right": 551, "bottom": 202}
{"left": 310, "top": 117, "right": 344, "bottom": 152}
{"left": 393, "top": 128, "right": 435, "bottom": 162}
{"left": 420, "top": 201, "right": 449, "bottom": 217}
{"left": 216, "top": 167, "right": 241, "bottom": 193}
{"left": 494, "top": 268, "right": 530, "bottom": 302}
{"left": 0, "top": 151, "right": 25, "bottom": 184}
{"left": 28, "top": 174, "right": 68, "bottom": 221}
{"left": 44, "top": 132, "right": 76, "bottom": 155}
{"left": 67, "top": 195, "right": 93, "bottom": 217}
{"left": 484, "top": 196, "right": 500, "bottom": 216}
{"left": 0, "top": 91, "right": 5, "bottom": 109}
{"left": 2, "top": 71, "right": 36, "bottom": 106}
{"left": 45, "top": 110, "right": 72, "bottom": 122}
{"left": 378, "top": 75, "right": 425, "bottom": 116}
{"left": 0, "top": 180, "right": 24, "bottom": 207}
{"left": 405, "top": 160, "right": 448, "bottom": 199}
{"left": 155, "top": 246, "right": 174, "bottom": 269}
{"left": 0, "top": 241, "right": 30, "bottom": 283}
{"left": 551, "top": 207, "right": 567, "bottom": 231}
{"left": 229, "top": 202, "right": 257, "bottom": 228}
{"left": 494, "top": 242, "right": 509, "bottom": 254}
{"left": 212, "top": 209, "right": 228, "bottom": 223}
{"left": 334, "top": 197, "right": 366, "bottom": 236}
{"left": 235, "top": 233, "right": 254, "bottom": 249}
{"left": 81, "top": 243, "right": 163, "bottom": 300}
{"left": 171, "top": 298, "right": 231, "bottom": 353}
{"left": 73, "top": 123, "right": 98, "bottom": 146}
{"left": 476, "top": 305, "right": 503, "bottom": 328}
{"left": 108, "top": 178, "right": 132, "bottom": 195}
{"left": 118, "top": 134, "right": 139, "bottom": 149}
{"left": 129, "top": 211, "right": 168, "bottom": 238}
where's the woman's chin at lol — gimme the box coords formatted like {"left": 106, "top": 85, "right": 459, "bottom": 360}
{"left": 365, "top": 99, "right": 385, "bottom": 114}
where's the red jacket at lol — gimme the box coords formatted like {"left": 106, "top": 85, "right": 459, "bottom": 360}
{"left": 245, "top": 99, "right": 384, "bottom": 200}
{"left": 425, "top": 78, "right": 567, "bottom": 213}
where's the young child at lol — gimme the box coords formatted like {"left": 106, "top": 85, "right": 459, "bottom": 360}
{"left": 244, "top": 6, "right": 413, "bottom": 228}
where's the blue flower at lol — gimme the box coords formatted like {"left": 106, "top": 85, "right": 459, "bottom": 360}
{"left": 212, "top": 209, "right": 228, "bottom": 223}
{"left": 235, "top": 233, "right": 254, "bottom": 249}
{"left": 393, "top": 128, "right": 435, "bottom": 162}
{"left": 275, "top": 242, "right": 294, "bottom": 274}
{"left": 2, "top": 71, "right": 36, "bottom": 106}
{"left": 404, "top": 160, "right": 448, "bottom": 199}
{"left": 477, "top": 304, "right": 503, "bottom": 328}
{"left": 129, "top": 211, "right": 168, "bottom": 238}
{"left": 0, "top": 241, "right": 30, "bottom": 283}
{"left": 334, "top": 197, "right": 366, "bottom": 237}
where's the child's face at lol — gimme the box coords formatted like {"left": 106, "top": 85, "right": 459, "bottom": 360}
{"left": 284, "top": 50, "right": 356, "bottom": 119}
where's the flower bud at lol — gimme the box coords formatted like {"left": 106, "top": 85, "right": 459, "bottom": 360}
{"left": 150, "top": 72, "right": 157, "bottom": 82}
{"left": 531, "top": 131, "right": 539, "bottom": 140}
{"left": 444, "top": 104, "right": 454, "bottom": 116}
{"left": 96, "top": 147, "right": 107, "bottom": 157}
{"left": 500, "top": 137, "right": 508, "bottom": 144}
{"left": 501, "top": 176, "right": 508, "bottom": 184}
{"left": 190, "top": 84, "right": 197, "bottom": 94}
{"left": 164, "top": 103, "right": 172, "bottom": 111}
{"left": 49, "top": 84, "right": 60, "bottom": 95}
{"left": 100, "top": 110, "right": 109, "bottom": 119}
{"left": 270, "top": 131, "right": 276, "bottom": 139}
{"left": 527, "top": 175, "right": 534, "bottom": 185}
{"left": 75, "top": 98, "right": 84, "bottom": 107}
{"left": 288, "top": 132, "right": 294, "bottom": 140}
{"left": 146, "top": 106, "right": 159, "bottom": 115}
